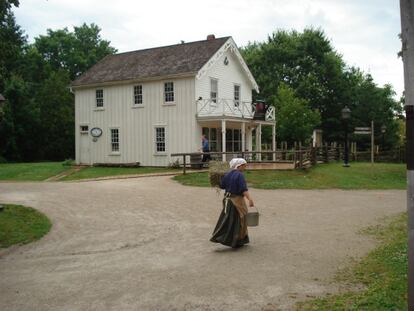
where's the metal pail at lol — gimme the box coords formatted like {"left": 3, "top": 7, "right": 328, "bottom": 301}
{"left": 246, "top": 208, "right": 259, "bottom": 227}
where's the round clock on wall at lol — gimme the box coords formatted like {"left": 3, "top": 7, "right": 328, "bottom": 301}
{"left": 90, "top": 127, "right": 103, "bottom": 137}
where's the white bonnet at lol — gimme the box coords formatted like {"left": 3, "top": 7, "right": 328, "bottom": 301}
{"left": 229, "top": 158, "right": 247, "bottom": 169}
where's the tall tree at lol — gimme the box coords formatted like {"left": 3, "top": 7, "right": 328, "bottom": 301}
{"left": 0, "top": 18, "right": 116, "bottom": 161}
{"left": 242, "top": 28, "right": 401, "bottom": 146}
{"left": 34, "top": 23, "right": 117, "bottom": 80}
{"left": 0, "top": 0, "right": 25, "bottom": 91}
{"left": 274, "top": 83, "right": 321, "bottom": 143}
{"left": 36, "top": 70, "right": 74, "bottom": 160}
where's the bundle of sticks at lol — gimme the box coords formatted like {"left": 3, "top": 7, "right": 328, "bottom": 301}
{"left": 208, "top": 161, "right": 230, "bottom": 187}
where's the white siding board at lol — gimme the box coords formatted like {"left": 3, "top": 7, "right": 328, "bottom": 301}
{"left": 75, "top": 77, "right": 196, "bottom": 166}
{"left": 195, "top": 49, "right": 253, "bottom": 104}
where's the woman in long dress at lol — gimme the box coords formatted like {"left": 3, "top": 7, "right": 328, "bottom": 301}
{"left": 210, "top": 158, "right": 254, "bottom": 248}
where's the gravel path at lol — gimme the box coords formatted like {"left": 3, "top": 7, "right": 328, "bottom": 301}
{"left": 0, "top": 177, "right": 406, "bottom": 311}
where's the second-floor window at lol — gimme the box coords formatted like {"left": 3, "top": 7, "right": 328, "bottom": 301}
{"left": 164, "top": 82, "right": 174, "bottom": 103}
{"left": 234, "top": 85, "right": 240, "bottom": 107}
{"left": 210, "top": 78, "right": 218, "bottom": 103}
{"left": 96, "top": 89, "right": 103, "bottom": 107}
{"left": 134, "top": 85, "right": 143, "bottom": 105}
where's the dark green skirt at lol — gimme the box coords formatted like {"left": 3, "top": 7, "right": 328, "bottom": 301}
{"left": 210, "top": 196, "right": 249, "bottom": 248}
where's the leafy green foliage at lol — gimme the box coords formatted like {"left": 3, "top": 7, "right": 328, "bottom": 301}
{"left": 275, "top": 83, "right": 321, "bottom": 143}
{"left": 241, "top": 28, "right": 402, "bottom": 146}
{"left": 0, "top": 0, "right": 25, "bottom": 91}
{"left": 0, "top": 204, "right": 52, "bottom": 248}
{"left": 34, "top": 23, "right": 117, "bottom": 80}
{"left": 0, "top": 4, "right": 116, "bottom": 162}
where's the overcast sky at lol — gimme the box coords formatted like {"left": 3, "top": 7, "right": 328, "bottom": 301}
{"left": 14, "top": 0, "right": 404, "bottom": 98}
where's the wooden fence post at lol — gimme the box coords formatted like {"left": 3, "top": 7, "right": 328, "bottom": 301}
{"left": 311, "top": 147, "right": 317, "bottom": 166}
{"left": 183, "top": 155, "right": 186, "bottom": 175}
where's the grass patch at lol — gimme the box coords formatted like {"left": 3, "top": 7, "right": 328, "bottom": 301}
{"left": 0, "top": 204, "right": 52, "bottom": 248}
{"left": 63, "top": 166, "right": 177, "bottom": 180}
{"left": 173, "top": 162, "right": 406, "bottom": 189}
{"left": 297, "top": 213, "right": 407, "bottom": 310}
{"left": 0, "top": 162, "right": 71, "bottom": 181}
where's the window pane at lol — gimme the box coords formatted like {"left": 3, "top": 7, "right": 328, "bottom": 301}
{"left": 96, "top": 89, "right": 104, "bottom": 107}
{"left": 234, "top": 85, "right": 240, "bottom": 107}
{"left": 226, "top": 129, "right": 232, "bottom": 140}
{"left": 234, "top": 141, "right": 240, "bottom": 152}
{"left": 226, "top": 141, "right": 233, "bottom": 152}
{"left": 155, "top": 127, "right": 166, "bottom": 152}
{"left": 210, "top": 128, "right": 217, "bottom": 140}
{"left": 111, "top": 129, "right": 119, "bottom": 152}
{"left": 134, "top": 85, "right": 143, "bottom": 104}
{"left": 202, "top": 127, "right": 209, "bottom": 137}
{"left": 210, "top": 79, "right": 218, "bottom": 103}
{"left": 164, "top": 82, "right": 174, "bottom": 102}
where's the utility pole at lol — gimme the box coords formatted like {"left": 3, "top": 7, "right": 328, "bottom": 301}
{"left": 400, "top": 1, "right": 414, "bottom": 309}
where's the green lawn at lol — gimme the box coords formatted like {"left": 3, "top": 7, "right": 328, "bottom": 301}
{"left": 297, "top": 213, "right": 407, "bottom": 310}
{"left": 173, "top": 162, "right": 406, "bottom": 189}
{"left": 0, "top": 204, "right": 52, "bottom": 248}
{"left": 62, "top": 166, "right": 177, "bottom": 180}
{"left": 0, "top": 162, "right": 71, "bottom": 181}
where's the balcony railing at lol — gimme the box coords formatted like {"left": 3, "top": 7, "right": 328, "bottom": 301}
{"left": 196, "top": 99, "right": 254, "bottom": 119}
{"left": 196, "top": 99, "right": 275, "bottom": 121}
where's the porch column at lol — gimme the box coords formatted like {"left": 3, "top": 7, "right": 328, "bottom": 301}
{"left": 221, "top": 119, "right": 226, "bottom": 162}
{"left": 241, "top": 122, "right": 246, "bottom": 154}
{"left": 272, "top": 123, "right": 276, "bottom": 161}
{"left": 256, "top": 123, "right": 262, "bottom": 161}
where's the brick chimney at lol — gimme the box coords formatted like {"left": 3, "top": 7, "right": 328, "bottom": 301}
{"left": 207, "top": 34, "right": 215, "bottom": 40}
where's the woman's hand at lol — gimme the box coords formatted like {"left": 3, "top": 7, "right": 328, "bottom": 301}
{"left": 248, "top": 199, "right": 254, "bottom": 207}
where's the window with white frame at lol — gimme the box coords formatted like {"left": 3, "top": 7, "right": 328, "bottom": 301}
{"left": 210, "top": 78, "right": 218, "bottom": 103}
{"left": 202, "top": 127, "right": 218, "bottom": 151}
{"left": 80, "top": 125, "right": 89, "bottom": 133}
{"left": 96, "top": 89, "right": 104, "bottom": 107}
{"left": 226, "top": 128, "right": 241, "bottom": 152}
{"left": 110, "top": 128, "right": 120, "bottom": 152}
{"left": 164, "top": 82, "right": 174, "bottom": 103}
{"left": 155, "top": 127, "right": 166, "bottom": 152}
{"left": 134, "top": 85, "right": 143, "bottom": 105}
{"left": 234, "top": 84, "right": 240, "bottom": 107}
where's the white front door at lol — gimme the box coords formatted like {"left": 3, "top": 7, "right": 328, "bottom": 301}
{"left": 79, "top": 133, "right": 90, "bottom": 164}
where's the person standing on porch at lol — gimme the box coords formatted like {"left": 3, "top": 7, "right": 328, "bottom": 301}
{"left": 201, "top": 135, "right": 212, "bottom": 162}
{"left": 210, "top": 158, "right": 254, "bottom": 248}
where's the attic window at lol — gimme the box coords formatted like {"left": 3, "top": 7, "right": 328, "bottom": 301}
{"left": 210, "top": 78, "right": 218, "bottom": 103}
{"left": 224, "top": 57, "right": 229, "bottom": 65}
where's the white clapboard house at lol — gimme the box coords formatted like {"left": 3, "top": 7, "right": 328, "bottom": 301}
{"left": 72, "top": 35, "right": 276, "bottom": 166}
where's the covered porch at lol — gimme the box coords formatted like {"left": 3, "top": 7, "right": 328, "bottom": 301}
{"left": 198, "top": 117, "right": 276, "bottom": 162}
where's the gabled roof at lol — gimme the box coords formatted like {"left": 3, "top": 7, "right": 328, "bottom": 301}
{"left": 72, "top": 37, "right": 231, "bottom": 87}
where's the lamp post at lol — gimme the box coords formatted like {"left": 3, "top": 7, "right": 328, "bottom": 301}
{"left": 341, "top": 106, "right": 351, "bottom": 167}
{"left": 381, "top": 125, "right": 387, "bottom": 150}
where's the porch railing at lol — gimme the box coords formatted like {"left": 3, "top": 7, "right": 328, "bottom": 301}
{"left": 171, "top": 151, "right": 300, "bottom": 174}
{"left": 196, "top": 99, "right": 255, "bottom": 119}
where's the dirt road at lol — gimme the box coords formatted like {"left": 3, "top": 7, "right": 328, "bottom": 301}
{"left": 0, "top": 177, "right": 405, "bottom": 310}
